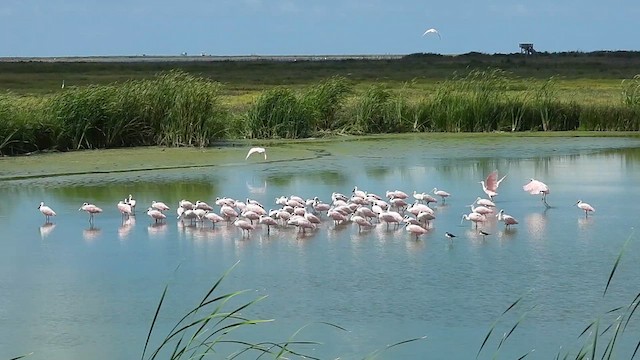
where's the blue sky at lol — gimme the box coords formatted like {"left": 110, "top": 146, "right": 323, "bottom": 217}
{"left": 1, "top": 0, "right": 638, "bottom": 57}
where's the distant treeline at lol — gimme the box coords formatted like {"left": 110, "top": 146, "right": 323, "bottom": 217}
{"left": 1, "top": 70, "right": 639, "bottom": 156}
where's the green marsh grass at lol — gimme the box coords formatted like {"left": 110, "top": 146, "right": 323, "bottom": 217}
{"left": 142, "top": 262, "right": 425, "bottom": 360}
{"left": 1, "top": 64, "right": 640, "bottom": 154}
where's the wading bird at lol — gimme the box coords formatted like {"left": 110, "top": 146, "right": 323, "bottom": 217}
{"left": 575, "top": 200, "right": 595, "bottom": 217}
{"left": 147, "top": 207, "right": 167, "bottom": 224}
{"left": 432, "top": 188, "right": 451, "bottom": 204}
{"left": 79, "top": 202, "right": 103, "bottom": 224}
{"left": 481, "top": 171, "right": 507, "bottom": 200}
{"left": 497, "top": 209, "right": 518, "bottom": 228}
{"left": 523, "top": 178, "right": 550, "bottom": 207}
{"left": 405, "top": 222, "right": 429, "bottom": 240}
{"left": 38, "top": 202, "right": 57, "bottom": 223}
{"left": 245, "top": 147, "right": 267, "bottom": 160}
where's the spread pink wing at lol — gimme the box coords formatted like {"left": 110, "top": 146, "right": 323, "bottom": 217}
{"left": 485, "top": 171, "right": 498, "bottom": 192}
{"left": 523, "top": 179, "right": 549, "bottom": 194}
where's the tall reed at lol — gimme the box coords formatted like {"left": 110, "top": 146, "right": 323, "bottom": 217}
{"left": 301, "top": 75, "right": 352, "bottom": 131}
{"left": 244, "top": 87, "right": 312, "bottom": 139}
{"left": 47, "top": 70, "right": 228, "bottom": 150}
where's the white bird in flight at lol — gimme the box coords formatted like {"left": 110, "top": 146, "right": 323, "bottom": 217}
{"left": 245, "top": 147, "right": 267, "bottom": 160}
{"left": 422, "top": 28, "right": 441, "bottom": 39}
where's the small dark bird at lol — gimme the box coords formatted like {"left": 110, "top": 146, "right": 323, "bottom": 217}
{"left": 479, "top": 230, "right": 490, "bottom": 240}
{"left": 445, "top": 232, "right": 456, "bottom": 240}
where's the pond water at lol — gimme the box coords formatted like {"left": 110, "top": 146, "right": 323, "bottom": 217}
{"left": 1, "top": 135, "right": 640, "bottom": 360}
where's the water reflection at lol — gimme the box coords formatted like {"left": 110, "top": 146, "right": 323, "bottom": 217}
{"left": 82, "top": 226, "right": 101, "bottom": 242}
{"left": 147, "top": 223, "right": 168, "bottom": 238}
{"left": 39, "top": 222, "right": 56, "bottom": 239}
{"left": 524, "top": 211, "right": 548, "bottom": 242}
{"left": 3, "top": 136, "right": 640, "bottom": 360}
{"left": 118, "top": 217, "right": 136, "bottom": 240}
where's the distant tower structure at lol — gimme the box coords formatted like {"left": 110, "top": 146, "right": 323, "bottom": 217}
{"left": 519, "top": 43, "right": 536, "bottom": 55}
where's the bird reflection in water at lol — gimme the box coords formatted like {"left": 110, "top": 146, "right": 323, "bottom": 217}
{"left": 83, "top": 226, "right": 101, "bottom": 242}
{"left": 147, "top": 223, "right": 168, "bottom": 237}
{"left": 246, "top": 180, "right": 267, "bottom": 195}
{"left": 39, "top": 223, "right": 56, "bottom": 239}
{"left": 118, "top": 217, "right": 136, "bottom": 240}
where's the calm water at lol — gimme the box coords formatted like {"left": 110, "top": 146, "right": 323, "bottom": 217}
{"left": 1, "top": 135, "right": 640, "bottom": 359}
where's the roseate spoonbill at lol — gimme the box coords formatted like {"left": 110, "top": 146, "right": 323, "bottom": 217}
{"left": 413, "top": 191, "right": 437, "bottom": 205}
{"left": 475, "top": 197, "right": 496, "bottom": 208}
{"left": 350, "top": 214, "right": 374, "bottom": 232}
{"left": 193, "top": 208, "right": 207, "bottom": 221}
{"left": 245, "top": 147, "right": 267, "bottom": 160}
{"left": 353, "top": 186, "right": 367, "bottom": 198}
{"left": 151, "top": 201, "right": 170, "bottom": 212}
{"left": 355, "top": 206, "right": 377, "bottom": 220}
{"left": 481, "top": 171, "right": 507, "bottom": 200}
{"left": 195, "top": 200, "right": 214, "bottom": 211}
{"left": 179, "top": 199, "right": 194, "bottom": 210}
{"left": 575, "top": 200, "right": 595, "bottom": 217}
{"left": 241, "top": 210, "right": 261, "bottom": 224}
{"left": 422, "top": 28, "right": 441, "bottom": 39}
{"left": 461, "top": 212, "right": 486, "bottom": 229}
{"left": 234, "top": 218, "right": 255, "bottom": 236}
{"left": 147, "top": 207, "right": 167, "bottom": 224}
{"left": 468, "top": 204, "right": 494, "bottom": 215}
{"left": 79, "top": 202, "right": 103, "bottom": 224}
{"left": 386, "top": 190, "right": 408, "bottom": 199}
{"left": 402, "top": 215, "right": 421, "bottom": 226}
{"left": 405, "top": 223, "right": 429, "bottom": 240}
{"left": 417, "top": 211, "right": 436, "bottom": 226}
{"left": 304, "top": 212, "right": 321, "bottom": 225}
{"left": 204, "top": 211, "right": 224, "bottom": 227}
{"left": 523, "top": 178, "right": 550, "bottom": 207}
{"left": 204, "top": 211, "right": 225, "bottom": 227}
{"left": 117, "top": 200, "right": 133, "bottom": 220}
{"left": 38, "top": 202, "right": 57, "bottom": 223}
{"left": 432, "top": 188, "right": 450, "bottom": 203}
{"left": 259, "top": 215, "right": 279, "bottom": 234}
{"left": 497, "top": 209, "right": 519, "bottom": 228}
{"left": 408, "top": 202, "right": 434, "bottom": 216}
{"left": 126, "top": 194, "right": 137, "bottom": 213}
{"left": 220, "top": 205, "right": 239, "bottom": 223}
{"left": 378, "top": 211, "right": 403, "bottom": 230}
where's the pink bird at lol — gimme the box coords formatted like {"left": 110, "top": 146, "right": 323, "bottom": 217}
{"left": 575, "top": 200, "right": 595, "bottom": 217}
{"left": 481, "top": 171, "right": 507, "bottom": 200}
{"left": 497, "top": 209, "right": 519, "bottom": 228}
{"left": 378, "top": 210, "right": 403, "bottom": 230}
{"left": 79, "top": 202, "right": 103, "bottom": 224}
{"left": 350, "top": 214, "right": 374, "bottom": 232}
{"left": 151, "top": 201, "right": 170, "bottom": 212}
{"left": 523, "top": 178, "right": 550, "bottom": 207}
{"left": 432, "top": 188, "right": 451, "bottom": 204}
{"left": 125, "top": 194, "right": 137, "bottom": 213}
{"left": 234, "top": 218, "right": 255, "bottom": 236}
{"left": 117, "top": 200, "right": 133, "bottom": 220}
{"left": 405, "top": 223, "right": 429, "bottom": 240}
{"left": 204, "top": 211, "right": 225, "bottom": 227}
{"left": 258, "top": 215, "right": 279, "bottom": 234}
{"left": 461, "top": 212, "right": 486, "bottom": 229}
{"left": 220, "top": 205, "right": 239, "bottom": 223}
{"left": 147, "top": 207, "right": 167, "bottom": 224}
{"left": 38, "top": 202, "right": 57, "bottom": 223}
